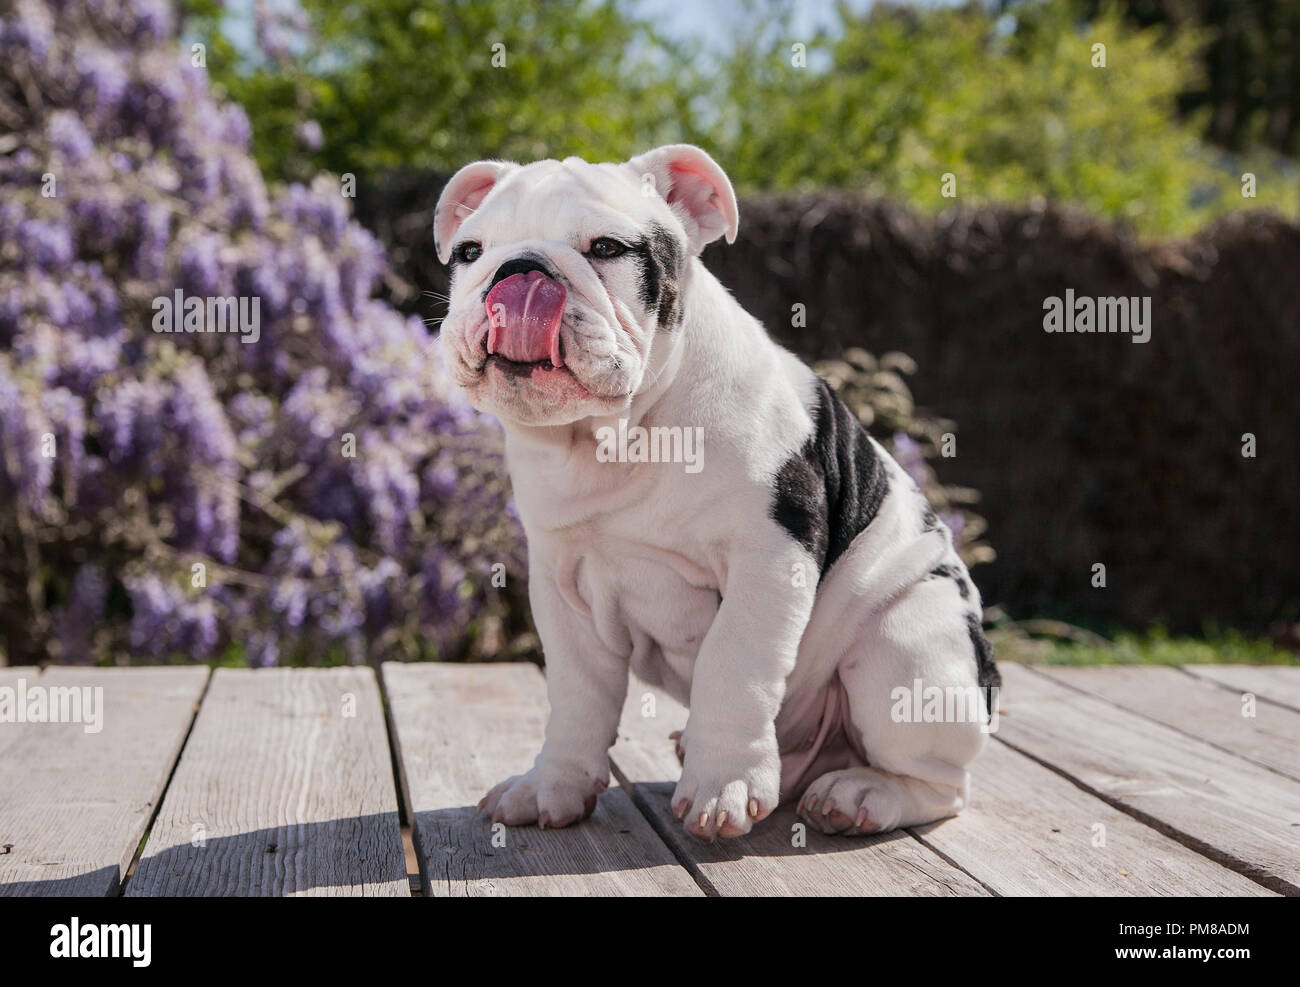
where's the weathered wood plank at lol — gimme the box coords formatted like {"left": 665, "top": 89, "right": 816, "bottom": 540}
{"left": 1034, "top": 664, "right": 1300, "bottom": 782}
{"left": 0, "top": 667, "right": 41, "bottom": 758}
{"left": 1183, "top": 665, "right": 1300, "bottom": 714}
{"left": 915, "top": 738, "right": 1275, "bottom": 896}
{"left": 0, "top": 667, "right": 39, "bottom": 686}
{"left": 0, "top": 666, "right": 208, "bottom": 896}
{"left": 995, "top": 663, "right": 1300, "bottom": 894}
{"left": 611, "top": 677, "right": 989, "bottom": 896}
{"left": 383, "top": 662, "right": 701, "bottom": 897}
{"left": 127, "top": 667, "right": 406, "bottom": 897}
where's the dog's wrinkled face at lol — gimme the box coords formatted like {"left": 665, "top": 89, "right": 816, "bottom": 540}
{"left": 433, "top": 145, "right": 738, "bottom": 427}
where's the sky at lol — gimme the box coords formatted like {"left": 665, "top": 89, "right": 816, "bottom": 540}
{"left": 221, "top": 1, "right": 973, "bottom": 57}
{"left": 633, "top": 0, "right": 974, "bottom": 50}
{"left": 634, "top": 0, "right": 873, "bottom": 45}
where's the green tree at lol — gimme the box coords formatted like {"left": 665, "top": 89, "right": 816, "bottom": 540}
{"left": 185, "top": 0, "right": 705, "bottom": 182}
{"left": 1075, "top": 0, "right": 1300, "bottom": 155}
{"left": 713, "top": 0, "right": 1296, "bottom": 235}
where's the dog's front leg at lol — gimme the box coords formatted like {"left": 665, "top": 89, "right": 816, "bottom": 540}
{"left": 673, "top": 544, "right": 815, "bottom": 839}
{"left": 478, "top": 565, "right": 629, "bottom": 829}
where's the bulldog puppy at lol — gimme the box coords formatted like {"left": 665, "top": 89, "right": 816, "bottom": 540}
{"left": 433, "top": 145, "right": 999, "bottom": 840}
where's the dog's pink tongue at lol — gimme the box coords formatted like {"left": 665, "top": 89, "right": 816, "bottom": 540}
{"left": 485, "top": 271, "right": 566, "bottom": 366}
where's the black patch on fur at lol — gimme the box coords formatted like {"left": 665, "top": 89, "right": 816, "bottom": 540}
{"left": 632, "top": 223, "right": 683, "bottom": 329}
{"left": 929, "top": 564, "right": 971, "bottom": 600}
{"left": 966, "top": 612, "right": 1001, "bottom": 720}
{"left": 770, "top": 377, "right": 889, "bottom": 580}
{"left": 921, "top": 505, "right": 940, "bottom": 531}
{"left": 657, "top": 280, "right": 679, "bottom": 328}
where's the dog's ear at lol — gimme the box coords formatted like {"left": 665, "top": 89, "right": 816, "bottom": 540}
{"left": 625, "top": 144, "right": 739, "bottom": 253}
{"left": 434, "top": 160, "right": 515, "bottom": 264}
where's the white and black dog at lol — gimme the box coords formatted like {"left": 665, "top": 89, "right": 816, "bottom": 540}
{"left": 433, "top": 145, "right": 999, "bottom": 840}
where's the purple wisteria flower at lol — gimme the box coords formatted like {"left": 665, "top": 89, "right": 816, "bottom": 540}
{"left": 890, "top": 431, "right": 928, "bottom": 488}
{"left": 0, "top": 0, "right": 524, "bottom": 666}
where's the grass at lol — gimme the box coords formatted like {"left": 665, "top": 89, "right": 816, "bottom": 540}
{"left": 988, "top": 624, "right": 1299, "bottom": 667}
{"left": 76, "top": 619, "right": 1298, "bottom": 669}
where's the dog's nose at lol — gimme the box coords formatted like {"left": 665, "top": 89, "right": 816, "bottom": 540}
{"left": 487, "top": 255, "right": 556, "bottom": 293}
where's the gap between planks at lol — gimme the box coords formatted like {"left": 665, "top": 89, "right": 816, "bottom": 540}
{"left": 1028, "top": 663, "right": 1300, "bottom": 783}
{"left": 121, "top": 663, "right": 216, "bottom": 893}
{"left": 1181, "top": 664, "right": 1300, "bottom": 714}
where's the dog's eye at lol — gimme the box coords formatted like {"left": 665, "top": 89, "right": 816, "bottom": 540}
{"left": 588, "top": 237, "right": 627, "bottom": 259}
{"left": 453, "top": 241, "right": 483, "bottom": 264}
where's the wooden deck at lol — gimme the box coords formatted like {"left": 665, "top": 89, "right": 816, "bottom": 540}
{"left": 1, "top": 662, "right": 1297, "bottom": 897}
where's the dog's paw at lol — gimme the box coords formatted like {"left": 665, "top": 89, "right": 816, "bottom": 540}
{"left": 671, "top": 743, "right": 779, "bottom": 841}
{"left": 795, "top": 767, "right": 907, "bottom": 836}
{"left": 477, "top": 768, "right": 607, "bottom": 829}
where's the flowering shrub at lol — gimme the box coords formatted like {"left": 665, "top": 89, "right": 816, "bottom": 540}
{"left": 0, "top": 0, "right": 525, "bottom": 665}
